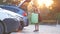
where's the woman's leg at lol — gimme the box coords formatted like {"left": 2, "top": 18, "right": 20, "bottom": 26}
{"left": 34, "top": 23, "right": 39, "bottom": 32}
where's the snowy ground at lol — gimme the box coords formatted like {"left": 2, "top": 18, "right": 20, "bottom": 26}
{"left": 11, "top": 25, "right": 60, "bottom": 34}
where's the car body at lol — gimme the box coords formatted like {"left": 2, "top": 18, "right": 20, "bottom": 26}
{"left": 0, "top": 8, "right": 23, "bottom": 21}
{"left": 0, "top": 5, "right": 29, "bottom": 26}
{"left": 0, "top": 8, "right": 24, "bottom": 33}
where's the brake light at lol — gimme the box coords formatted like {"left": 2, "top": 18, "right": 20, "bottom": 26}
{"left": 23, "top": 12, "right": 27, "bottom": 16}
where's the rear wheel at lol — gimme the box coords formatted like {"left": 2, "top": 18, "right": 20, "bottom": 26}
{"left": 0, "top": 20, "right": 5, "bottom": 34}
{"left": 3, "top": 18, "right": 20, "bottom": 33}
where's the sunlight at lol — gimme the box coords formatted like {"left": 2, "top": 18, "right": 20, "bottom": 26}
{"left": 37, "top": 0, "right": 54, "bottom": 8}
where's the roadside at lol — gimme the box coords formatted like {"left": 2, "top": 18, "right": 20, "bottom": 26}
{"left": 11, "top": 25, "right": 60, "bottom": 34}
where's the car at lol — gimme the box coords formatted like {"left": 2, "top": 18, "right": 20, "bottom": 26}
{"left": 0, "top": 8, "right": 27, "bottom": 34}
{"left": 0, "top": 5, "right": 29, "bottom": 26}
{"left": 0, "top": 20, "right": 5, "bottom": 34}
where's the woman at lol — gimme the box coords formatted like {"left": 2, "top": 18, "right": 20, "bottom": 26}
{"left": 32, "top": 5, "right": 41, "bottom": 32}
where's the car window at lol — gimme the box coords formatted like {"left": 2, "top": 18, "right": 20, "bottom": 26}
{"left": 0, "top": 6, "right": 19, "bottom": 13}
{"left": 0, "top": 5, "right": 24, "bottom": 15}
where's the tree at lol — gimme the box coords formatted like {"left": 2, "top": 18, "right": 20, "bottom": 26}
{"left": 0, "top": 0, "right": 12, "bottom": 5}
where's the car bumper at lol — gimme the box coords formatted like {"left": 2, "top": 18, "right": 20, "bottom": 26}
{"left": 23, "top": 17, "right": 29, "bottom": 27}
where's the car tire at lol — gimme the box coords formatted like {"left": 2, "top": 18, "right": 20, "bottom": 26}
{"left": 3, "top": 18, "right": 20, "bottom": 34}
{"left": 0, "top": 20, "right": 5, "bottom": 34}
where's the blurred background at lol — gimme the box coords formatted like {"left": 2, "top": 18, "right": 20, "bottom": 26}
{"left": 0, "top": 0, "right": 60, "bottom": 25}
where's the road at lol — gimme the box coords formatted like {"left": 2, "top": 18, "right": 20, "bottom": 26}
{"left": 11, "top": 25, "right": 60, "bottom": 34}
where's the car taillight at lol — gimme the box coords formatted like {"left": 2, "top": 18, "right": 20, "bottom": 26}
{"left": 23, "top": 12, "right": 27, "bottom": 16}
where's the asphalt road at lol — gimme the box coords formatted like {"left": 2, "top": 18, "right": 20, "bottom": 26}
{"left": 11, "top": 25, "right": 60, "bottom": 34}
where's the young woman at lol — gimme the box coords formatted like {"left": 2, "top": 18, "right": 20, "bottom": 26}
{"left": 32, "top": 5, "right": 42, "bottom": 32}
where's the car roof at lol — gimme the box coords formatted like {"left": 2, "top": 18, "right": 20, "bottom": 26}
{"left": 0, "top": 5, "right": 25, "bottom": 15}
